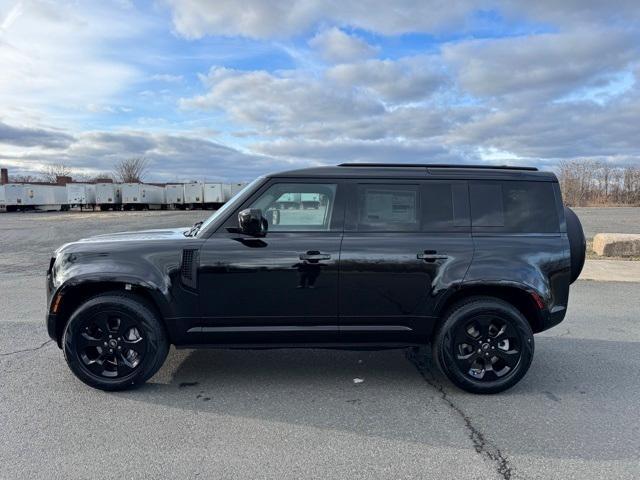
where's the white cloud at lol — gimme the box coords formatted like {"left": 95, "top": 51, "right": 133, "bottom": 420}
{"left": 0, "top": 0, "right": 145, "bottom": 126}
{"left": 0, "top": 126, "right": 302, "bottom": 182}
{"left": 164, "top": 0, "right": 482, "bottom": 39}
{"left": 308, "top": 27, "right": 378, "bottom": 63}
{"left": 181, "top": 66, "right": 385, "bottom": 133}
{"left": 443, "top": 30, "right": 638, "bottom": 101}
{"left": 327, "top": 56, "right": 446, "bottom": 103}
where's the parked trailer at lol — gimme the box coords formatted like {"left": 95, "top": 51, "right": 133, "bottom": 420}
{"left": 230, "top": 182, "right": 246, "bottom": 196}
{"left": 96, "top": 183, "right": 122, "bottom": 211}
{"left": 66, "top": 183, "right": 96, "bottom": 210}
{"left": 203, "top": 183, "right": 224, "bottom": 209}
{"left": 122, "top": 183, "right": 165, "bottom": 210}
{"left": 221, "top": 182, "right": 247, "bottom": 202}
{"left": 184, "top": 183, "right": 204, "bottom": 209}
{"left": 165, "top": 184, "right": 185, "bottom": 209}
{"left": 0, "top": 185, "right": 5, "bottom": 211}
{"left": 2, "top": 184, "right": 27, "bottom": 211}
{"left": 23, "top": 185, "right": 67, "bottom": 211}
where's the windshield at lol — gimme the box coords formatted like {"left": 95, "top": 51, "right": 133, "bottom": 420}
{"left": 196, "top": 176, "right": 265, "bottom": 236}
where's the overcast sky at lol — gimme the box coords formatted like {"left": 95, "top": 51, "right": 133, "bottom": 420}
{"left": 0, "top": 0, "right": 638, "bottom": 182}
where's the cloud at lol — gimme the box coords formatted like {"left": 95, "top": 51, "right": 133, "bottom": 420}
{"left": 450, "top": 91, "right": 640, "bottom": 161}
{"left": 150, "top": 74, "right": 185, "bottom": 83}
{"left": 327, "top": 57, "right": 446, "bottom": 103}
{"left": 252, "top": 137, "right": 472, "bottom": 164}
{"left": 164, "top": 0, "right": 481, "bottom": 39}
{"left": 0, "top": 120, "right": 75, "bottom": 148}
{"left": 443, "top": 30, "right": 638, "bottom": 100}
{"left": 181, "top": 66, "right": 385, "bottom": 134}
{"left": 0, "top": 0, "right": 143, "bottom": 124}
{"left": 308, "top": 27, "right": 378, "bottom": 63}
{"left": 0, "top": 128, "right": 306, "bottom": 182}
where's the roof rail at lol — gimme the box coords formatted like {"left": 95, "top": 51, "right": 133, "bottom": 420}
{"left": 337, "top": 163, "right": 538, "bottom": 172}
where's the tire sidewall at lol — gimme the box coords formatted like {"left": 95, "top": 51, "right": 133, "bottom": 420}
{"left": 63, "top": 294, "right": 167, "bottom": 391}
{"left": 435, "top": 298, "right": 534, "bottom": 394}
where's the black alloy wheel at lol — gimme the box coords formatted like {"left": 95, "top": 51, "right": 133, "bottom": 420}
{"left": 63, "top": 292, "right": 169, "bottom": 391}
{"left": 432, "top": 296, "right": 534, "bottom": 394}
{"left": 452, "top": 314, "right": 522, "bottom": 381}
{"left": 75, "top": 310, "right": 147, "bottom": 379}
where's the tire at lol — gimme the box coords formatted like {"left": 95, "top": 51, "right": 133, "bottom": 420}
{"left": 62, "top": 292, "right": 169, "bottom": 391}
{"left": 432, "top": 296, "right": 534, "bottom": 394}
{"left": 564, "top": 207, "right": 586, "bottom": 284}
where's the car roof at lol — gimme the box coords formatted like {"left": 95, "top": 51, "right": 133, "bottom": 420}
{"left": 270, "top": 164, "right": 558, "bottom": 182}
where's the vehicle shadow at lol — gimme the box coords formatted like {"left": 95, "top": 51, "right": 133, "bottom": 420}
{"left": 120, "top": 336, "right": 640, "bottom": 462}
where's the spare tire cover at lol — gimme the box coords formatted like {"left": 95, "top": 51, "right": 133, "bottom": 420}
{"left": 564, "top": 207, "right": 586, "bottom": 284}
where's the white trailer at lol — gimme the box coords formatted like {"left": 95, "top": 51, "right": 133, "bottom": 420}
{"left": 24, "top": 185, "right": 67, "bottom": 211}
{"left": 165, "top": 184, "right": 185, "bottom": 209}
{"left": 203, "top": 183, "right": 224, "bottom": 209}
{"left": 0, "top": 185, "right": 5, "bottom": 211}
{"left": 221, "top": 182, "right": 247, "bottom": 202}
{"left": 122, "top": 183, "right": 165, "bottom": 210}
{"left": 230, "top": 182, "right": 246, "bottom": 196}
{"left": 66, "top": 183, "right": 96, "bottom": 210}
{"left": 2, "top": 184, "right": 27, "bottom": 211}
{"left": 184, "top": 183, "right": 204, "bottom": 209}
{"left": 221, "top": 183, "right": 233, "bottom": 202}
{"left": 96, "top": 183, "right": 122, "bottom": 210}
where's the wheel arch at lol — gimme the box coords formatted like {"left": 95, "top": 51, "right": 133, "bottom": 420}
{"left": 435, "top": 283, "right": 545, "bottom": 334}
{"left": 51, "top": 279, "right": 171, "bottom": 347}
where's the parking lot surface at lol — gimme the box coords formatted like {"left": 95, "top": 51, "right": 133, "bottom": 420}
{"left": 573, "top": 207, "right": 640, "bottom": 238}
{"left": 1, "top": 210, "right": 639, "bottom": 479}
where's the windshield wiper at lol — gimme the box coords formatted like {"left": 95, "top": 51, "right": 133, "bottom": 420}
{"left": 184, "top": 221, "right": 203, "bottom": 237}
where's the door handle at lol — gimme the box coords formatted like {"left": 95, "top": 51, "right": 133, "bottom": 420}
{"left": 417, "top": 250, "right": 449, "bottom": 262}
{"left": 300, "top": 251, "right": 331, "bottom": 261}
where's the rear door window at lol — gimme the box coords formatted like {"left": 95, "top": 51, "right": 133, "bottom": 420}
{"left": 422, "top": 182, "right": 470, "bottom": 231}
{"left": 470, "top": 181, "right": 559, "bottom": 233}
{"left": 357, "top": 184, "right": 420, "bottom": 232}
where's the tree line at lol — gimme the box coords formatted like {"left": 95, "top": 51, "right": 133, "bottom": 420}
{"left": 557, "top": 160, "right": 640, "bottom": 207}
{"left": 8, "top": 157, "right": 149, "bottom": 184}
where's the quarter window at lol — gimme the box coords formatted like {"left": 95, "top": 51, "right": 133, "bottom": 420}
{"left": 250, "top": 183, "right": 337, "bottom": 231}
{"left": 470, "top": 181, "right": 559, "bottom": 233}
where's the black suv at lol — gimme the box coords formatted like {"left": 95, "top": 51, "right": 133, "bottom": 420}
{"left": 46, "top": 164, "right": 585, "bottom": 394}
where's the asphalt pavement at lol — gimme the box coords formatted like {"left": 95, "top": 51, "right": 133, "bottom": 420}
{"left": 1, "top": 210, "right": 639, "bottom": 479}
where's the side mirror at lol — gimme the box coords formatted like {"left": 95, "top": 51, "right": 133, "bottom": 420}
{"left": 238, "top": 208, "right": 268, "bottom": 237}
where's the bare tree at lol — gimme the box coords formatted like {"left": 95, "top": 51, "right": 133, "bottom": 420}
{"left": 556, "top": 159, "right": 640, "bottom": 206}
{"left": 9, "top": 174, "right": 41, "bottom": 183}
{"left": 114, "top": 157, "right": 149, "bottom": 183}
{"left": 41, "top": 163, "right": 73, "bottom": 183}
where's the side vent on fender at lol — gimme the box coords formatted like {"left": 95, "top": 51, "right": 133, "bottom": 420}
{"left": 180, "top": 249, "right": 199, "bottom": 289}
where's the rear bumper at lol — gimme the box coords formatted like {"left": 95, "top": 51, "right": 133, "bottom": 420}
{"left": 539, "top": 305, "right": 567, "bottom": 332}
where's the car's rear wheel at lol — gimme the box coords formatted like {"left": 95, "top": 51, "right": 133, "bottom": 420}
{"left": 432, "top": 296, "right": 534, "bottom": 394}
{"left": 62, "top": 292, "right": 169, "bottom": 391}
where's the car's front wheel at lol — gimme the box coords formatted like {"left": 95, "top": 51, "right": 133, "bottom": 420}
{"left": 62, "top": 292, "right": 169, "bottom": 391}
{"left": 432, "top": 296, "right": 534, "bottom": 394}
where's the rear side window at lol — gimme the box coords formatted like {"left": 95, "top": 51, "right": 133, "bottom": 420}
{"left": 357, "top": 184, "right": 419, "bottom": 231}
{"left": 470, "top": 181, "right": 559, "bottom": 233}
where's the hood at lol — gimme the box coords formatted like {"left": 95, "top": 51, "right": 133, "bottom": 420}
{"left": 54, "top": 227, "right": 191, "bottom": 256}
{"left": 79, "top": 227, "right": 190, "bottom": 242}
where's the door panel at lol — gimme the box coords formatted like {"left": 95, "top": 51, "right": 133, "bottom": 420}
{"left": 338, "top": 180, "right": 473, "bottom": 343}
{"left": 339, "top": 233, "right": 473, "bottom": 342}
{"left": 195, "top": 179, "right": 344, "bottom": 345}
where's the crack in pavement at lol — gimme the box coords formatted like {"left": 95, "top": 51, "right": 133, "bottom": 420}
{"left": 407, "top": 349, "right": 518, "bottom": 480}
{"left": 0, "top": 339, "right": 54, "bottom": 357}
